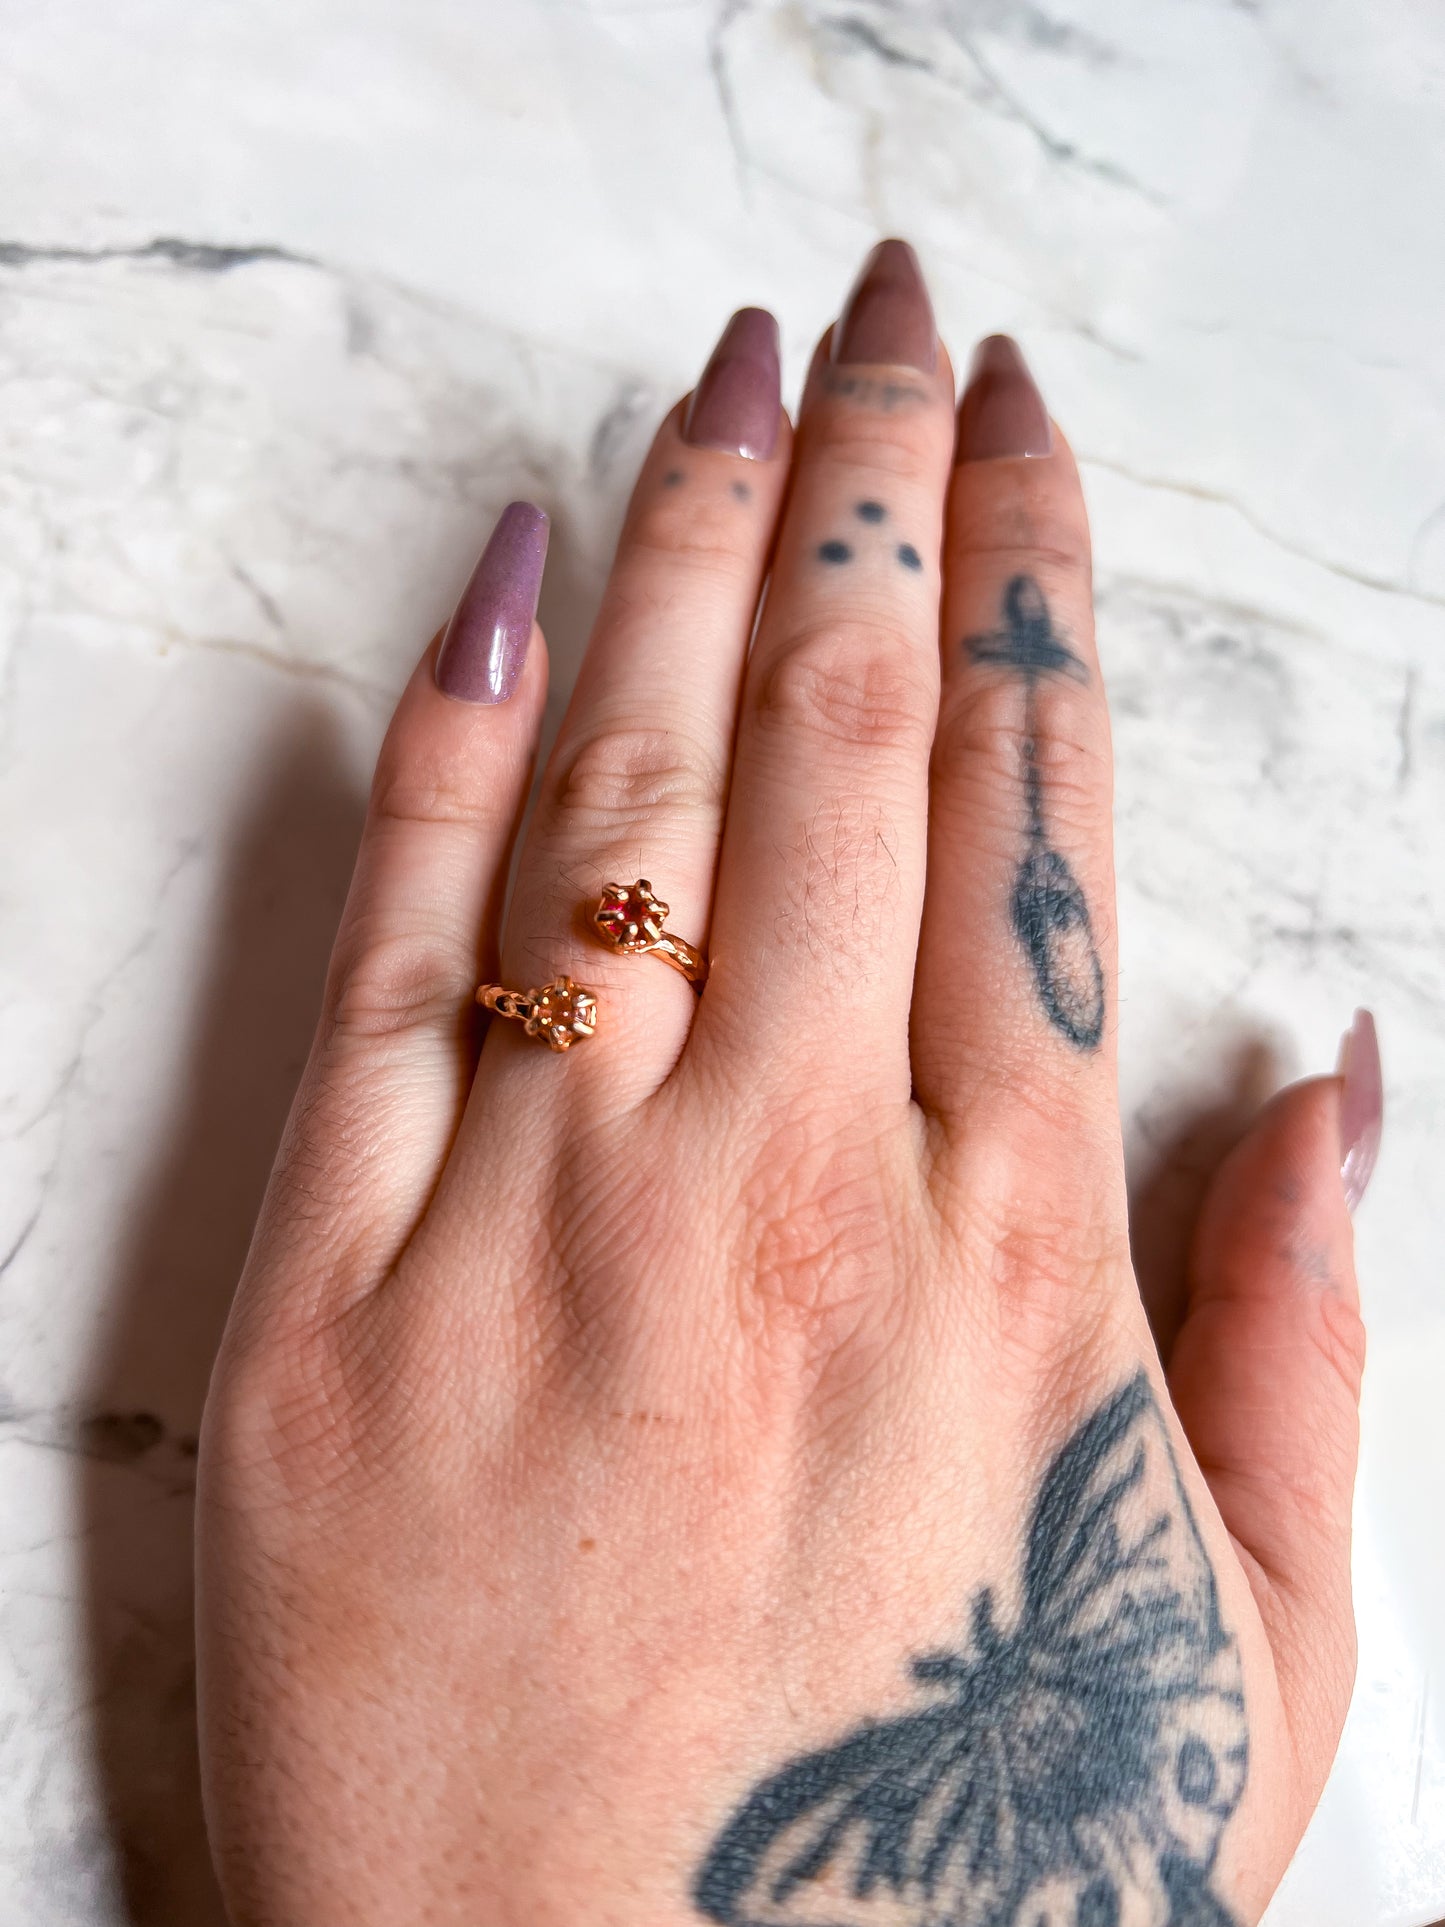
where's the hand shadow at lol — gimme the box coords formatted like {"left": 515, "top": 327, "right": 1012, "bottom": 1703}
{"left": 78, "top": 702, "right": 367, "bottom": 1926}
{"left": 1128, "top": 1028, "right": 1284, "bottom": 1368}
{"left": 73, "top": 502, "right": 602, "bottom": 1925}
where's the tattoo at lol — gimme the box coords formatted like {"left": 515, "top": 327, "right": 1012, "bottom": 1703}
{"left": 663, "top": 468, "right": 685, "bottom": 488}
{"left": 815, "top": 515, "right": 926, "bottom": 575}
{"left": 966, "top": 575, "right": 1104, "bottom": 1050}
{"left": 821, "top": 368, "right": 930, "bottom": 412}
{"left": 695, "top": 1373, "right": 1247, "bottom": 1927}
{"left": 733, "top": 480, "right": 753, "bottom": 502}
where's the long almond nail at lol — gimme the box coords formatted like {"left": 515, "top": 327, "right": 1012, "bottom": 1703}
{"left": 831, "top": 238, "right": 936, "bottom": 374}
{"left": 956, "top": 335, "right": 1053, "bottom": 462}
{"left": 683, "top": 308, "right": 781, "bottom": 460}
{"left": 1337, "top": 1008, "right": 1383, "bottom": 1211}
{"left": 435, "top": 502, "right": 548, "bottom": 704}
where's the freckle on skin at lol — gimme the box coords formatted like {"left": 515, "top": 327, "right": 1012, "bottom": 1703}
{"left": 898, "top": 544, "right": 923, "bottom": 571}
{"left": 818, "top": 540, "right": 852, "bottom": 564}
{"left": 856, "top": 500, "right": 886, "bottom": 523}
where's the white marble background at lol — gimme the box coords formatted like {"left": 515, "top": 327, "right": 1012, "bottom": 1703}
{"left": 0, "top": 1, "right": 1442, "bottom": 1921}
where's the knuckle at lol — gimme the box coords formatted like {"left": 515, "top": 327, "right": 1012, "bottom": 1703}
{"left": 206, "top": 1297, "right": 436, "bottom": 1524}
{"left": 548, "top": 722, "right": 726, "bottom": 829}
{"left": 370, "top": 744, "right": 501, "bottom": 832}
{"left": 755, "top": 620, "right": 935, "bottom": 756}
{"left": 1308, "top": 1287, "right": 1368, "bottom": 1408}
{"left": 953, "top": 533, "right": 1093, "bottom": 583}
{"left": 933, "top": 678, "right": 1109, "bottom": 822}
{"left": 984, "top": 1216, "right": 1128, "bottom": 1350}
{"left": 623, "top": 491, "right": 762, "bottom": 577}
{"left": 735, "top": 1121, "right": 902, "bottom": 1368}
{"left": 202, "top": 1319, "right": 363, "bottom": 1513}
{"left": 802, "top": 399, "right": 948, "bottom": 482}
{"left": 950, "top": 487, "right": 1093, "bottom": 582}
{"left": 326, "top": 923, "right": 471, "bottom": 1042}
{"left": 984, "top": 1215, "right": 1124, "bottom": 1309}
{"left": 946, "top": 1149, "right": 1132, "bottom": 1375}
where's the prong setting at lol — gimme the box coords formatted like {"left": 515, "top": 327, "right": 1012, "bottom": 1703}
{"left": 590, "top": 878, "right": 708, "bottom": 987}
{"left": 478, "top": 974, "right": 599, "bottom": 1050}
{"left": 594, "top": 879, "right": 669, "bottom": 953}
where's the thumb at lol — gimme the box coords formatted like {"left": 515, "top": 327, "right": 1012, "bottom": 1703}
{"left": 1167, "top": 1012, "right": 1382, "bottom": 1772}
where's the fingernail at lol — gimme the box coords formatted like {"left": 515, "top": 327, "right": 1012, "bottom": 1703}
{"left": 682, "top": 307, "right": 781, "bottom": 460}
{"left": 830, "top": 238, "right": 937, "bottom": 374}
{"left": 1337, "top": 1008, "right": 1383, "bottom": 1212}
{"left": 956, "top": 335, "right": 1054, "bottom": 463}
{"left": 435, "top": 501, "right": 549, "bottom": 704}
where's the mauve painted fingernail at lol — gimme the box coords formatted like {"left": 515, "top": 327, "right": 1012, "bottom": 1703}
{"left": 682, "top": 307, "right": 781, "bottom": 460}
{"left": 831, "top": 238, "right": 937, "bottom": 374}
{"left": 956, "top": 335, "right": 1054, "bottom": 463}
{"left": 435, "top": 501, "right": 549, "bottom": 704}
{"left": 1337, "top": 1007, "right": 1383, "bottom": 1212}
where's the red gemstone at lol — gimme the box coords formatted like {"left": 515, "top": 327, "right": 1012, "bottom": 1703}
{"left": 599, "top": 885, "right": 658, "bottom": 945}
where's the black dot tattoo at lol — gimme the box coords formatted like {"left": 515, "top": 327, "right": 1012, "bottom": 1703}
{"left": 855, "top": 500, "right": 886, "bottom": 523}
{"left": 662, "top": 469, "right": 684, "bottom": 488}
{"left": 731, "top": 480, "right": 751, "bottom": 502}
{"left": 817, "top": 527, "right": 926, "bottom": 573}
{"left": 965, "top": 575, "right": 1103, "bottom": 1050}
{"left": 695, "top": 1373, "right": 1247, "bottom": 1927}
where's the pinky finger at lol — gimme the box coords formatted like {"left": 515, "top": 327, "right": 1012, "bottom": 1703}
{"left": 235, "top": 504, "right": 549, "bottom": 1339}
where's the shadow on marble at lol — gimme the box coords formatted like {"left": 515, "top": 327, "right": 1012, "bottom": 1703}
{"left": 534, "top": 501, "right": 614, "bottom": 748}
{"left": 78, "top": 706, "right": 367, "bottom": 1926}
{"left": 1128, "top": 1030, "right": 1285, "bottom": 1364}
{"left": 63, "top": 499, "right": 606, "bottom": 1926}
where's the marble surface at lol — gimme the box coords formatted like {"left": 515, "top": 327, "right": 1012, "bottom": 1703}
{"left": 1, "top": 1, "right": 1442, "bottom": 1920}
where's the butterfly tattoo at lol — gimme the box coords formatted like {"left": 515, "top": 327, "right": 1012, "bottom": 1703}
{"left": 694, "top": 1373, "right": 1247, "bottom": 1927}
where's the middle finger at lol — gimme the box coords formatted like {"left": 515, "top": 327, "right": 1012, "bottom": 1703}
{"left": 696, "top": 242, "right": 955, "bottom": 1103}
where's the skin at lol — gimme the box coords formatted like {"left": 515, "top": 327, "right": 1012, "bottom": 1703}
{"left": 196, "top": 303, "right": 1364, "bottom": 1927}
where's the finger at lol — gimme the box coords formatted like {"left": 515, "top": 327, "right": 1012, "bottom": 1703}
{"left": 914, "top": 339, "right": 1115, "bottom": 1156}
{"left": 484, "top": 310, "right": 789, "bottom": 1104}
{"left": 1168, "top": 1011, "right": 1381, "bottom": 1776}
{"left": 696, "top": 242, "right": 953, "bottom": 1100}
{"left": 236, "top": 505, "right": 548, "bottom": 1334}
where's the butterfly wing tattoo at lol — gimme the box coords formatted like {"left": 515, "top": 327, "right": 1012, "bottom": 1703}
{"left": 693, "top": 1374, "right": 1247, "bottom": 1927}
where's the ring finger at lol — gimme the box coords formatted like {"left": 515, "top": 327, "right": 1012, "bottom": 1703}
{"left": 484, "top": 310, "right": 790, "bottom": 1106}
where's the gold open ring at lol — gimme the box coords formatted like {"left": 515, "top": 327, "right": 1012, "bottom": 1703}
{"left": 592, "top": 880, "right": 707, "bottom": 984}
{"left": 477, "top": 974, "right": 598, "bottom": 1051}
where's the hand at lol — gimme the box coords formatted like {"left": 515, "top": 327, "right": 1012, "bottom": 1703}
{"left": 196, "top": 241, "right": 1381, "bottom": 1927}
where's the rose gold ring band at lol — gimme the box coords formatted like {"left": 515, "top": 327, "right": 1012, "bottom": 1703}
{"left": 476, "top": 879, "right": 707, "bottom": 1053}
